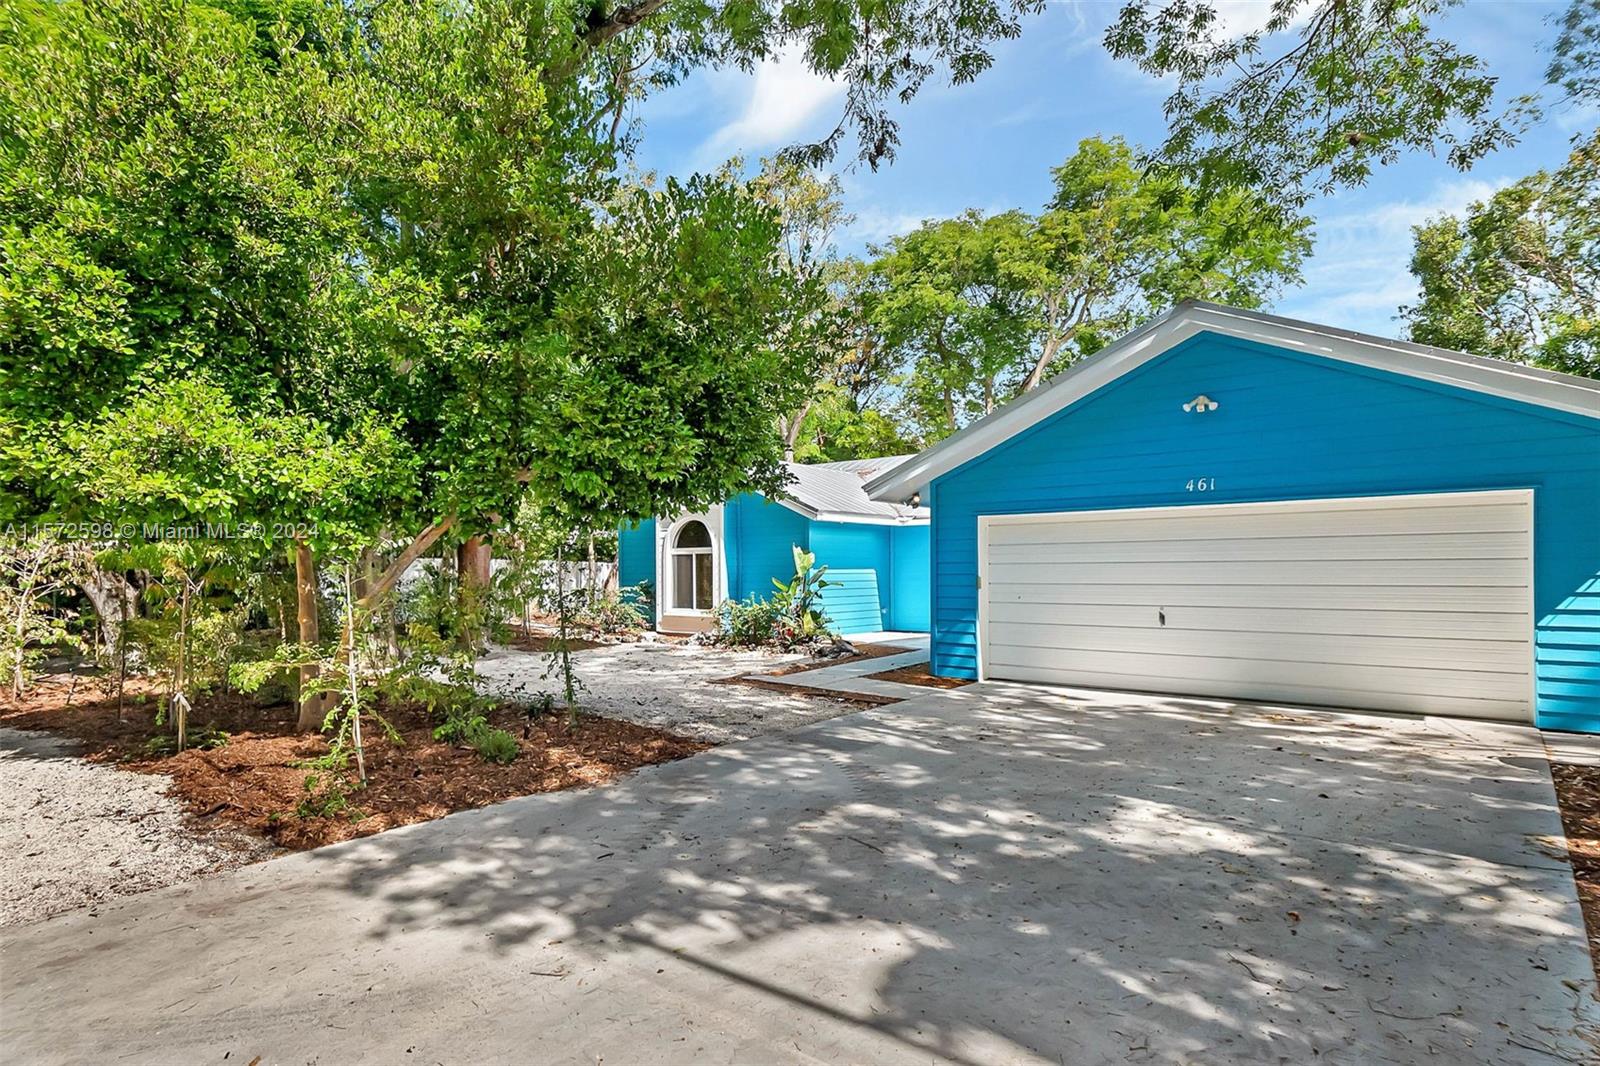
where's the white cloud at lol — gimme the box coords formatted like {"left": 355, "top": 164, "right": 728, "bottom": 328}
{"left": 845, "top": 207, "right": 935, "bottom": 249}
{"left": 693, "top": 47, "right": 845, "bottom": 170}
{"left": 1208, "top": 0, "right": 1289, "bottom": 39}
{"left": 1277, "top": 177, "right": 1509, "bottom": 331}
{"left": 1553, "top": 99, "right": 1600, "bottom": 133}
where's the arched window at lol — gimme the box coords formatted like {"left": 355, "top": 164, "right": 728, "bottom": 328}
{"left": 670, "top": 520, "right": 714, "bottom": 611}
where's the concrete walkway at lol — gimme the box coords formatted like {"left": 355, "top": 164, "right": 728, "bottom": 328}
{"left": 4, "top": 682, "right": 1597, "bottom": 1064}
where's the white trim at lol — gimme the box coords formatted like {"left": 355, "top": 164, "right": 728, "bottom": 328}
{"left": 866, "top": 301, "right": 1600, "bottom": 503}
{"left": 772, "top": 496, "right": 929, "bottom": 525}
{"left": 975, "top": 488, "right": 1536, "bottom": 724}
{"left": 810, "top": 509, "right": 928, "bottom": 526}
{"left": 977, "top": 516, "right": 990, "bottom": 683}
{"left": 659, "top": 509, "right": 726, "bottom": 618}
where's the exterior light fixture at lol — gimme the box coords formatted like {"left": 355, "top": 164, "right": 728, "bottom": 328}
{"left": 909, "top": 492, "right": 922, "bottom": 508}
{"left": 1182, "top": 394, "right": 1219, "bottom": 413}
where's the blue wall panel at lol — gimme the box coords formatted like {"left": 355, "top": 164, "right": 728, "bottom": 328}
{"left": 725, "top": 494, "right": 812, "bottom": 602}
{"left": 929, "top": 332, "right": 1600, "bottom": 731}
{"left": 617, "top": 518, "right": 656, "bottom": 597}
{"left": 810, "top": 521, "right": 892, "bottom": 634}
{"left": 816, "top": 568, "right": 886, "bottom": 634}
{"left": 889, "top": 524, "right": 931, "bottom": 632}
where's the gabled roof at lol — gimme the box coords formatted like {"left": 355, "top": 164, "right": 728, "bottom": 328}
{"left": 776, "top": 455, "right": 928, "bottom": 524}
{"left": 865, "top": 300, "right": 1600, "bottom": 503}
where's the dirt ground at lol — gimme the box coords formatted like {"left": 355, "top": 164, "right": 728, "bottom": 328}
{"left": 1549, "top": 762, "right": 1600, "bottom": 985}
{"left": 865, "top": 662, "right": 974, "bottom": 689}
{"left": 1, "top": 674, "right": 707, "bottom": 854}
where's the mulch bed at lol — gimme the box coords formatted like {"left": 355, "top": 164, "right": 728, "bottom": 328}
{"left": 864, "top": 662, "right": 973, "bottom": 690}
{"left": 1550, "top": 762, "right": 1600, "bottom": 984}
{"left": 2, "top": 674, "right": 708, "bottom": 851}
{"left": 504, "top": 624, "right": 607, "bottom": 653}
{"left": 756, "top": 642, "right": 909, "bottom": 677}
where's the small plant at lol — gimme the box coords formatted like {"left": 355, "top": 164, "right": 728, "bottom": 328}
{"left": 296, "top": 771, "right": 362, "bottom": 820}
{"left": 626, "top": 579, "right": 655, "bottom": 619}
{"left": 142, "top": 726, "right": 229, "bottom": 756}
{"left": 433, "top": 707, "right": 488, "bottom": 744}
{"left": 465, "top": 720, "right": 520, "bottom": 764}
{"left": 771, "top": 547, "right": 836, "bottom": 646}
{"left": 576, "top": 590, "right": 644, "bottom": 635}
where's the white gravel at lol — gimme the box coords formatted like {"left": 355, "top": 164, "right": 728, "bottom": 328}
{"left": 474, "top": 641, "right": 867, "bottom": 743}
{"left": 0, "top": 728, "right": 276, "bottom": 927}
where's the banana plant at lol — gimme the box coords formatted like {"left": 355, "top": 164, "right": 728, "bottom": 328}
{"left": 771, "top": 546, "right": 836, "bottom": 643}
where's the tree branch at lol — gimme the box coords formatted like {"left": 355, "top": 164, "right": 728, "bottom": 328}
{"left": 581, "top": 0, "right": 672, "bottom": 48}
{"left": 356, "top": 515, "right": 458, "bottom": 615}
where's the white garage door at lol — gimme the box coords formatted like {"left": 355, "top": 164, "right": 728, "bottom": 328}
{"left": 979, "top": 490, "right": 1533, "bottom": 721}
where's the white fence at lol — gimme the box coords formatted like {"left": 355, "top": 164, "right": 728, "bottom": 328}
{"left": 398, "top": 557, "right": 619, "bottom": 615}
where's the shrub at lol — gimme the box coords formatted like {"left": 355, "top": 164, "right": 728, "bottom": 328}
{"left": 465, "top": 720, "right": 520, "bottom": 764}
{"left": 576, "top": 590, "right": 644, "bottom": 635}
{"left": 770, "top": 547, "right": 835, "bottom": 645}
{"left": 711, "top": 548, "right": 837, "bottom": 650}
{"left": 713, "top": 595, "right": 784, "bottom": 646}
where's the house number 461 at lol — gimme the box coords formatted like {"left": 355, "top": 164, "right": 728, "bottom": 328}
{"left": 1185, "top": 477, "right": 1216, "bottom": 492}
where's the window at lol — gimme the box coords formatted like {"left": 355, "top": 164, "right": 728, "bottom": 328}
{"left": 670, "top": 520, "right": 714, "bottom": 611}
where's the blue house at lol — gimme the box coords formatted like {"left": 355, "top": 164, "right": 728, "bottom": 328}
{"left": 864, "top": 302, "right": 1600, "bottom": 732}
{"left": 619, "top": 456, "right": 930, "bottom": 637}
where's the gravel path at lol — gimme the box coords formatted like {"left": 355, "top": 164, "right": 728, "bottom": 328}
{"left": 474, "top": 641, "right": 867, "bottom": 743}
{"left": 0, "top": 728, "right": 276, "bottom": 927}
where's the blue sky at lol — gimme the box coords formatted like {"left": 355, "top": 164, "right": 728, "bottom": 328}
{"left": 635, "top": 0, "right": 1595, "bottom": 338}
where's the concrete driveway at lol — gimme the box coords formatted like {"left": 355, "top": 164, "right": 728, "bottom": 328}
{"left": 4, "top": 682, "right": 1597, "bottom": 1064}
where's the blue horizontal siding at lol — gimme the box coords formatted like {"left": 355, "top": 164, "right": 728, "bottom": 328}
{"left": 815, "top": 568, "right": 884, "bottom": 635}
{"left": 929, "top": 331, "right": 1600, "bottom": 732}
{"left": 810, "top": 523, "right": 890, "bottom": 634}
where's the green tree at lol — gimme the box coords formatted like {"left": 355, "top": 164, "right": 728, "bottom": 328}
{"left": 859, "top": 140, "right": 1309, "bottom": 441}
{"left": 739, "top": 158, "right": 856, "bottom": 458}
{"left": 866, "top": 210, "right": 1035, "bottom": 440}
{"left": 0, "top": 0, "right": 838, "bottom": 729}
{"left": 1402, "top": 132, "right": 1599, "bottom": 377}
{"left": 1008, "top": 136, "right": 1309, "bottom": 389}
{"left": 1103, "top": 0, "right": 1542, "bottom": 204}
{"left": 1550, "top": 0, "right": 1600, "bottom": 107}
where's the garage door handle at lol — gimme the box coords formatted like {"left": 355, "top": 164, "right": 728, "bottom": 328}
{"left": 1158, "top": 609, "right": 1166, "bottom": 627}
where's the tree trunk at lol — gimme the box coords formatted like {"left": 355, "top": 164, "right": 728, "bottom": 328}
{"left": 459, "top": 536, "right": 491, "bottom": 590}
{"left": 1023, "top": 332, "right": 1067, "bottom": 392}
{"left": 779, "top": 399, "right": 814, "bottom": 460}
{"left": 356, "top": 516, "right": 457, "bottom": 616}
{"left": 79, "top": 567, "right": 137, "bottom": 657}
{"left": 586, "top": 534, "right": 597, "bottom": 605}
{"left": 11, "top": 555, "right": 42, "bottom": 700}
{"left": 294, "top": 540, "right": 330, "bottom": 731}
{"left": 458, "top": 535, "right": 492, "bottom": 650}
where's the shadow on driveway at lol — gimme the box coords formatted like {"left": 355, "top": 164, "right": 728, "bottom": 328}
{"left": 5, "top": 683, "right": 1598, "bottom": 1063}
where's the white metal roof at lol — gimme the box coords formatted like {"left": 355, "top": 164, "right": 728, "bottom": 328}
{"left": 865, "top": 300, "right": 1600, "bottom": 503}
{"left": 776, "top": 455, "right": 928, "bottom": 524}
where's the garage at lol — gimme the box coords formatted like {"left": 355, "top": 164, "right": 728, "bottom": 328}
{"left": 863, "top": 302, "right": 1600, "bottom": 732}
{"left": 979, "top": 490, "right": 1533, "bottom": 720}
